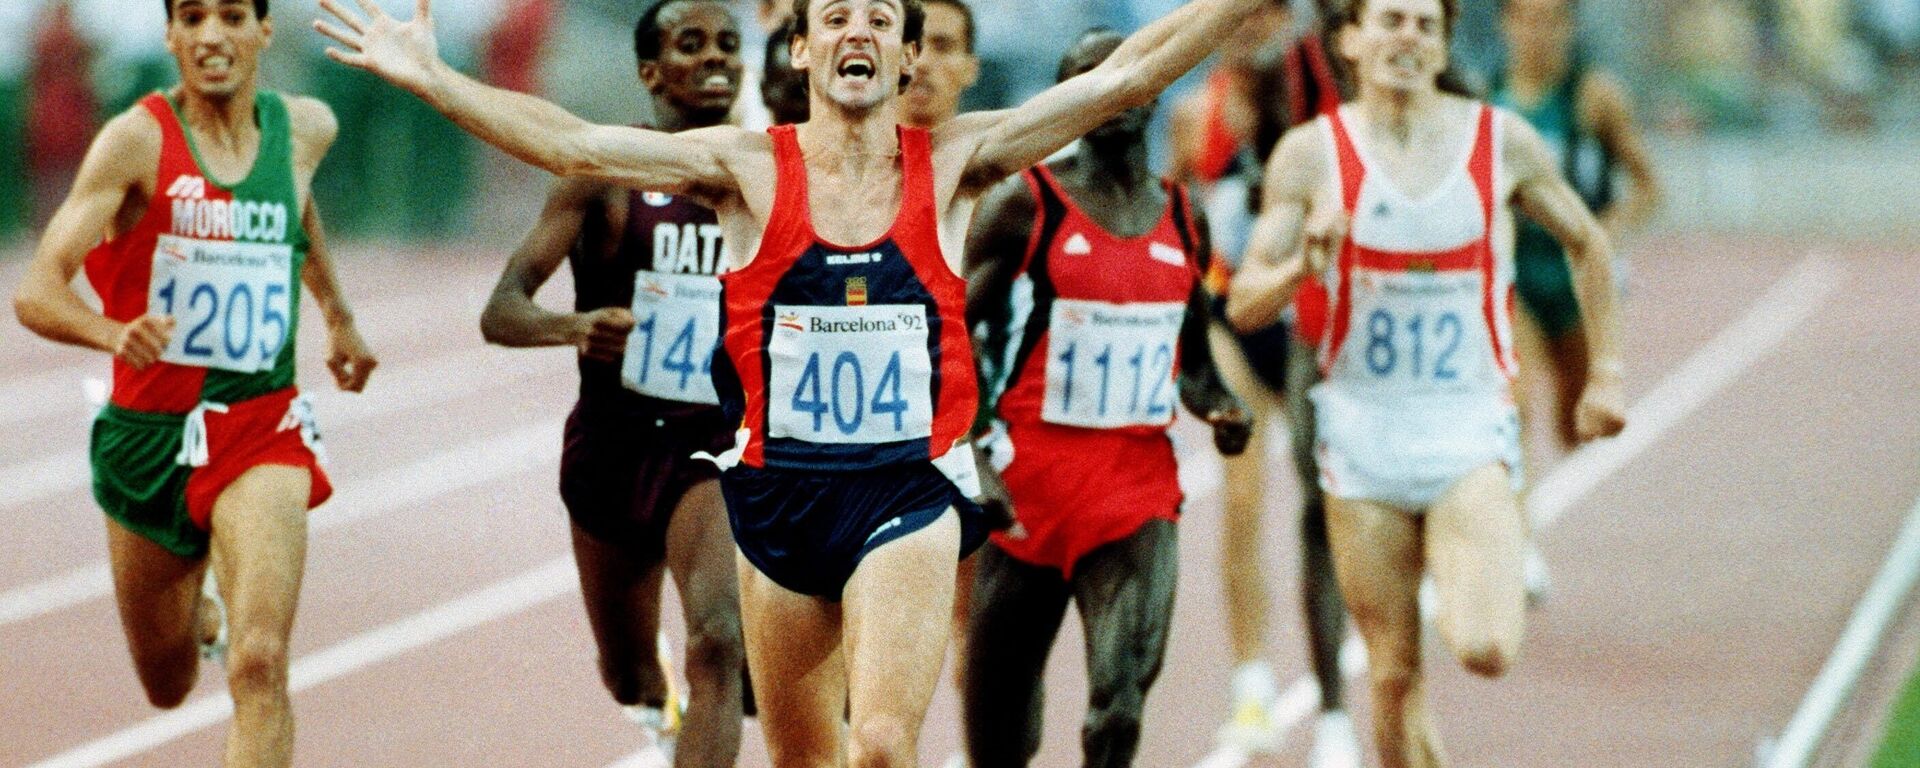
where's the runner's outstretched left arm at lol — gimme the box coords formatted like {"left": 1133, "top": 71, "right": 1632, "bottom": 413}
{"left": 1174, "top": 207, "right": 1251, "bottom": 457}
{"left": 946, "top": 0, "right": 1267, "bottom": 192}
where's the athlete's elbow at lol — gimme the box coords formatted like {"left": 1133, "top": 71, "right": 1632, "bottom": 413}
{"left": 1110, "top": 65, "right": 1160, "bottom": 112}
{"left": 12, "top": 288, "right": 53, "bottom": 338}
{"left": 1222, "top": 294, "right": 1268, "bottom": 335}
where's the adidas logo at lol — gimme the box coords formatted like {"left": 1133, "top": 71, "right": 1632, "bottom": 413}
{"left": 1063, "top": 233, "right": 1092, "bottom": 255}
{"left": 1148, "top": 242, "right": 1185, "bottom": 266}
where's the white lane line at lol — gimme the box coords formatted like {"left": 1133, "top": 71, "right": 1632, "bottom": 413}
{"left": 1189, "top": 253, "right": 1845, "bottom": 767}
{"left": 0, "top": 342, "right": 562, "bottom": 510}
{"left": 0, "top": 417, "right": 562, "bottom": 628}
{"left": 1760, "top": 492, "right": 1920, "bottom": 768}
{"left": 25, "top": 558, "right": 578, "bottom": 768}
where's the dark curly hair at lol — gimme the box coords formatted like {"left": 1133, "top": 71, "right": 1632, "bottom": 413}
{"left": 164, "top": 0, "right": 268, "bottom": 20}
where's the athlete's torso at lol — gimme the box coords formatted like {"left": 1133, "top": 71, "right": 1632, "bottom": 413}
{"left": 714, "top": 124, "right": 976, "bottom": 471}
{"left": 1316, "top": 103, "right": 1517, "bottom": 402}
{"left": 992, "top": 165, "right": 1202, "bottom": 435}
{"left": 85, "top": 91, "right": 307, "bottom": 414}
{"left": 570, "top": 184, "right": 727, "bottom": 418}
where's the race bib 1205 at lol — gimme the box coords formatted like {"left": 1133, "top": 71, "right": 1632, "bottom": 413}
{"left": 1042, "top": 299, "right": 1183, "bottom": 429}
{"left": 148, "top": 234, "right": 293, "bottom": 374}
{"left": 622, "top": 271, "right": 722, "bottom": 404}
{"left": 766, "top": 304, "right": 934, "bottom": 444}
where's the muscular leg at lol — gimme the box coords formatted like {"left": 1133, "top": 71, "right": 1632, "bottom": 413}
{"left": 569, "top": 525, "right": 669, "bottom": 709}
{"left": 1326, "top": 496, "right": 1443, "bottom": 768}
{"left": 949, "top": 551, "right": 978, "bottom": 693}
{"left": 662, "top": 479, "right": 745, "bottom": 768}
{"left": 1284, "top": 329, "right": 1346, "bottom": 712}
{"left": 738, "top": 552, "right": 845, "bottom": 767}
{"left": 1207, "top": 324, "right": 1277, "bottom": 670}
{"left": 207, "top": 465, "right": 311, "bottom": 768}
{"left": 842, "top": 509, "right": 961, "bottom": 768}
{"left": 1073, "top": 519, "right": 1179, "bottom": 768}
{"left": 963, "top": 541, "right": 1071, "bottom": 766}
{"left": 106, "top": 519, "right": 212, "bottom": 709}
{"left": 1426, "top": 464, "right": 1526, "bottom": 679}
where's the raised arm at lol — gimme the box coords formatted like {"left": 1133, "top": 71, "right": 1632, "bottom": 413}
{"left": 1506, "top": 115, "right": 1626, "bottom": 441}
{"left": 13, "top": 110, "right": 172, "bottom": 367}
{"left": 480, "top": 178, "right": 636, "bottom": 361}
{"left": 1224, "top": 123, "right": 1333, "bottom": 333}
{"left": 946, "top": 0, "right": 1265, "bottom": 191}
{"left": 314, "top": 0, "right": 738, "bottom": 197}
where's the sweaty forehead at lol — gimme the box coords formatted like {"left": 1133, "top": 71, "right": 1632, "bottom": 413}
{"left": 816, "top": 0, "right": 904, "bottom": 18}
{"left": 173, "top": 0, "right": 252, "bottom": 12}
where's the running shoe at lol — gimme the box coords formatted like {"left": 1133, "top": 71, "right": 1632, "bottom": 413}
{"left": 1306, "top": 709, "right": 1363, "bottom": 768}
{"left": 196, "top": 571, "right": 228, "bottom": 665}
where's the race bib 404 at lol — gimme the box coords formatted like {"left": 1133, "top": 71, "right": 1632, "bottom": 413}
{"left": 1042, "top": 299, "right": 1184, "bottom": 429}
{"left": 766, "top": 304, "right": 934, "bottom": 444}
{"left": 148, "top": 235, "right": 294, "bottom": 374}
{"left": 622, "top": 272, "right": 722, "bottom": 405}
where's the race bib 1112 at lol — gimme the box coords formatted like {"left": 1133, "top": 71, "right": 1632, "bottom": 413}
{"left": 1042, "top": 299, "right": 1183, "bottom": 429}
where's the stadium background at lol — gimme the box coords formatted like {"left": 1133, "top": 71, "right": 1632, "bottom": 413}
{"left": 2, "top": 0, "right": 1919, "bottom": 765}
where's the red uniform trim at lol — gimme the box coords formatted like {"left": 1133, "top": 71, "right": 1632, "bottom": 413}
{"left": 1466, "top": 106, "right": 1511, "bottom": 378}
{"left": 1322, "top": 109, "right": 1367, "bottom": 374}
{"left": 1195, "top": 70, "right": 1242, "bottom": 183}
{"left": 86, "top": 94, "right": 221, "bottom": 413}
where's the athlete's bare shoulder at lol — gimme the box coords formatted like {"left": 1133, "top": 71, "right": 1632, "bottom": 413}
{"left": 1264, "top": 116, "right": 1329, "bottom": 199}
{"left": 86, "top": 104, "right": 165, "bottom": 193}
{"left": 675, "top": 123, "right": 773, "bottom": 207}
{"left": 282, "top": 94, "right": 340, "bottom": 173}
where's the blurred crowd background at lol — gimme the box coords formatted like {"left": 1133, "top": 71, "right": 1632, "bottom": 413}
{"left": 1, "top": 0, "right": 1916, "bottom": 246}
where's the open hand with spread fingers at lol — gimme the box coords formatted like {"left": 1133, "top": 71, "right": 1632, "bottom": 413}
{"left": 313, "top": 0, "right": 445, "bottom": 97}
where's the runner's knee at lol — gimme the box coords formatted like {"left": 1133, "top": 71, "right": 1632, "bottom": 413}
{"left": 848, "top": 714, "right": 914, "bottom": 768}
{"left": 683, "top": 609, "right": 745, "bottom": 685}
{"left": 1083, "top": 684, "right": 1145, "bottom": 758}
{"left": 1366, "top": 653, "right": 1420, "bottom": 702}
{"left": 226, "top": 631, "right": 289, "bottom": 696}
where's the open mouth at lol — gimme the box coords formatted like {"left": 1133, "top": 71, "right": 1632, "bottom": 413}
{"left": 837, "top": 54, "right": 876, "bottom": 81}
{"left": 199, "top": 54, "right": 233, "bottom": 76}
{"left": 699, "top": 72, "right": 736, "bottom": 93}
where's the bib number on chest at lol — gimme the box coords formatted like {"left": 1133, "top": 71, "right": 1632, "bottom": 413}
{"left": 148, "top": 235, "right": 293, "bottom": 374}
{"left": 1042, "top": 299, "right": 1183, "bottom": 429}
{"left": 767, "top": 304, "right": 934, "bottom": 444}
{"left": 1361, "top": 307, "right": 1466, "bottom": 382}
{"left": 622, "top": 272, "right": 722, "bottom": 404}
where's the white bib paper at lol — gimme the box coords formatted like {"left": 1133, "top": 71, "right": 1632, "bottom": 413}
{"left": 1041, "top": 299, "right": 1183, "bottom": 429}
{"left": 147, "top": 234, "right": 293, "bottom": 374}
{"left": 621, "top": 271, "right": 723, "bottom": 405}
{"left": 766, "top": 304, "right": 934, "bottom": 444}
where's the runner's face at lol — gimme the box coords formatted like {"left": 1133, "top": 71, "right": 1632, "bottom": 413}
{"left": 166, "top": 0, "right": 270, "bottom": 99}
{"left": 1343, "top": 0, "right": 1449, "bottom": 95}
{"left": 797, "top": 0, "right": 916, "bottom": 112}
{"left": 643, "top": 3, "right": 745, "bottom": 122}
{"left": 1501, "top": 0, "right": 1573, "bottom": 74}
{"left": 902, "top": 4, "right": 976, "bottom": 126}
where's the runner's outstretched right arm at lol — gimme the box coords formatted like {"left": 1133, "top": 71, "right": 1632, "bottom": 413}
{"left": 314, "top": 0, "right": 736, "bottom": 198}
{"left": 480, "top": 179, "right": 636, "bottom": 361}
{"left": 13, "top": 110, "right": 173, "bottom": 368}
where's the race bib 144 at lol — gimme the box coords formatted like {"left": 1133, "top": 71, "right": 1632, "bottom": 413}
{"left": 766, "top": 304, "right": 934, "bottom": 444}
{"left": 147, "top": 234, "right": 293, "bottom": 374}
{"left": 622, "top": 271, "right": 722, "bottom": 404}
